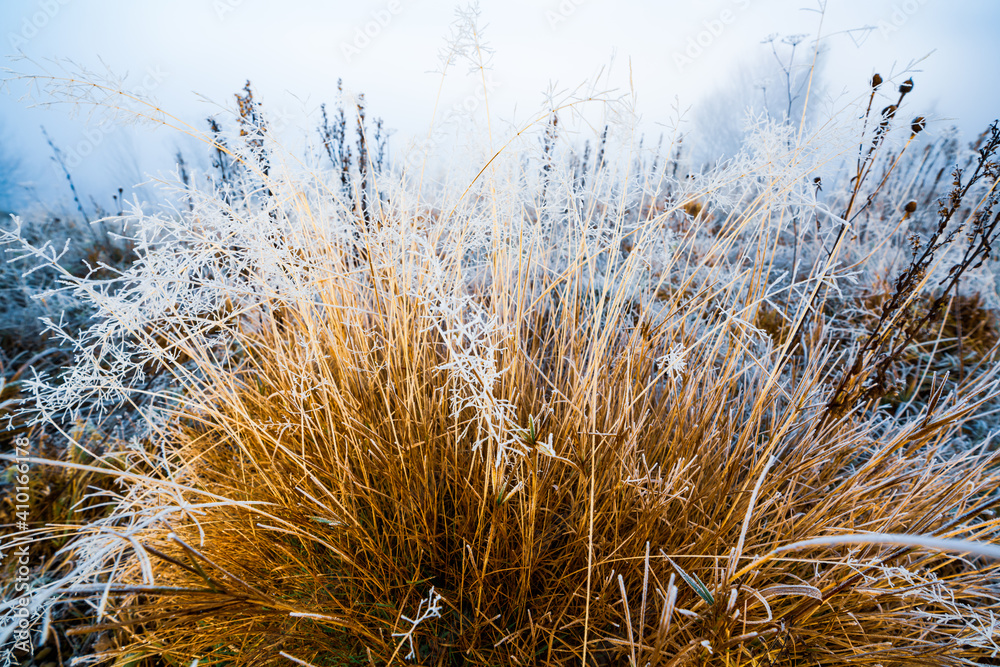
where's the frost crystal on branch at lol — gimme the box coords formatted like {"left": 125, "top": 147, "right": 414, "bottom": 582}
{"left": 390, "top": 587, "right": 445, "bottom": 661}
{"left": 657, "top": 343, "right": 688, "bottom": 380}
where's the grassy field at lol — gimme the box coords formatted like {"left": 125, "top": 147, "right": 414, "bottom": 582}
{"left": 2, "top": 58, "right": 1000, "bottom": 667}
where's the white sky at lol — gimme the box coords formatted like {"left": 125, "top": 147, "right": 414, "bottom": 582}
{"left": 2, "top": 0, "right": 998, "bottom": 209}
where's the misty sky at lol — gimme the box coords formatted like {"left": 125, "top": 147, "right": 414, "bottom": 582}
{"left": 1, "top": 0, "right": 999, "bottom": 211}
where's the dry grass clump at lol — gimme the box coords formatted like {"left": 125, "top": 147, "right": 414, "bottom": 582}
{"left": 3, "top": 53, "right": 1000, "bottom": 666}
{"left": 76, "top": 266, "right": 1000, "bottom": 666}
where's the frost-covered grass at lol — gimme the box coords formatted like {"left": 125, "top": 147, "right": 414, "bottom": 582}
{"left": 2, "top": 36, "right": 1000, "bottom": 667}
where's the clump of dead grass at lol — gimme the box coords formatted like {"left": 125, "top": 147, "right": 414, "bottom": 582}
{"left": 3, "top": 45, "right": 1000, "bottom": 667}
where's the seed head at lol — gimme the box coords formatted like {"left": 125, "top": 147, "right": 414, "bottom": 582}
{"left": 905, "top": 201, "right": 918, "bottom": 214}
{"left": 899, "top": 78, "right": 914, "bottom": 94}
{"left": 871, "top": 73, "right": 883, "bottom": 88}
{"left": 882, "top": 105, "right": 898, "bottom": 119}
{"left": 911, "top": 116, "right": 926, "bottom": 135}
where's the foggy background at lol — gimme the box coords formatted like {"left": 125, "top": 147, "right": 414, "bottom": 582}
{"left": 1, "top": 0, "right": 998, "bottom": 215}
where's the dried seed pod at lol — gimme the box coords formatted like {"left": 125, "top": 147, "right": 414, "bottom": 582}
{"left": 905, "top": 201, "right": 918, "bottom": 213}
{"left": 871, "top": 73, "right": 883, "bottom": 88}
{"left": 911, "top": 116, "right": 926, "bottom": 135}
{"left": 882, "top": 104, "right": 898, "bottom": 119}
{"left": 899, "top": 78, "right": 914, "bottom": 94}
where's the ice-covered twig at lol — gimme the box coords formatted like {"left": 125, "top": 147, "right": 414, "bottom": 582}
{"left": 390, "top": 587, "right": 445, "bottom": 662}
